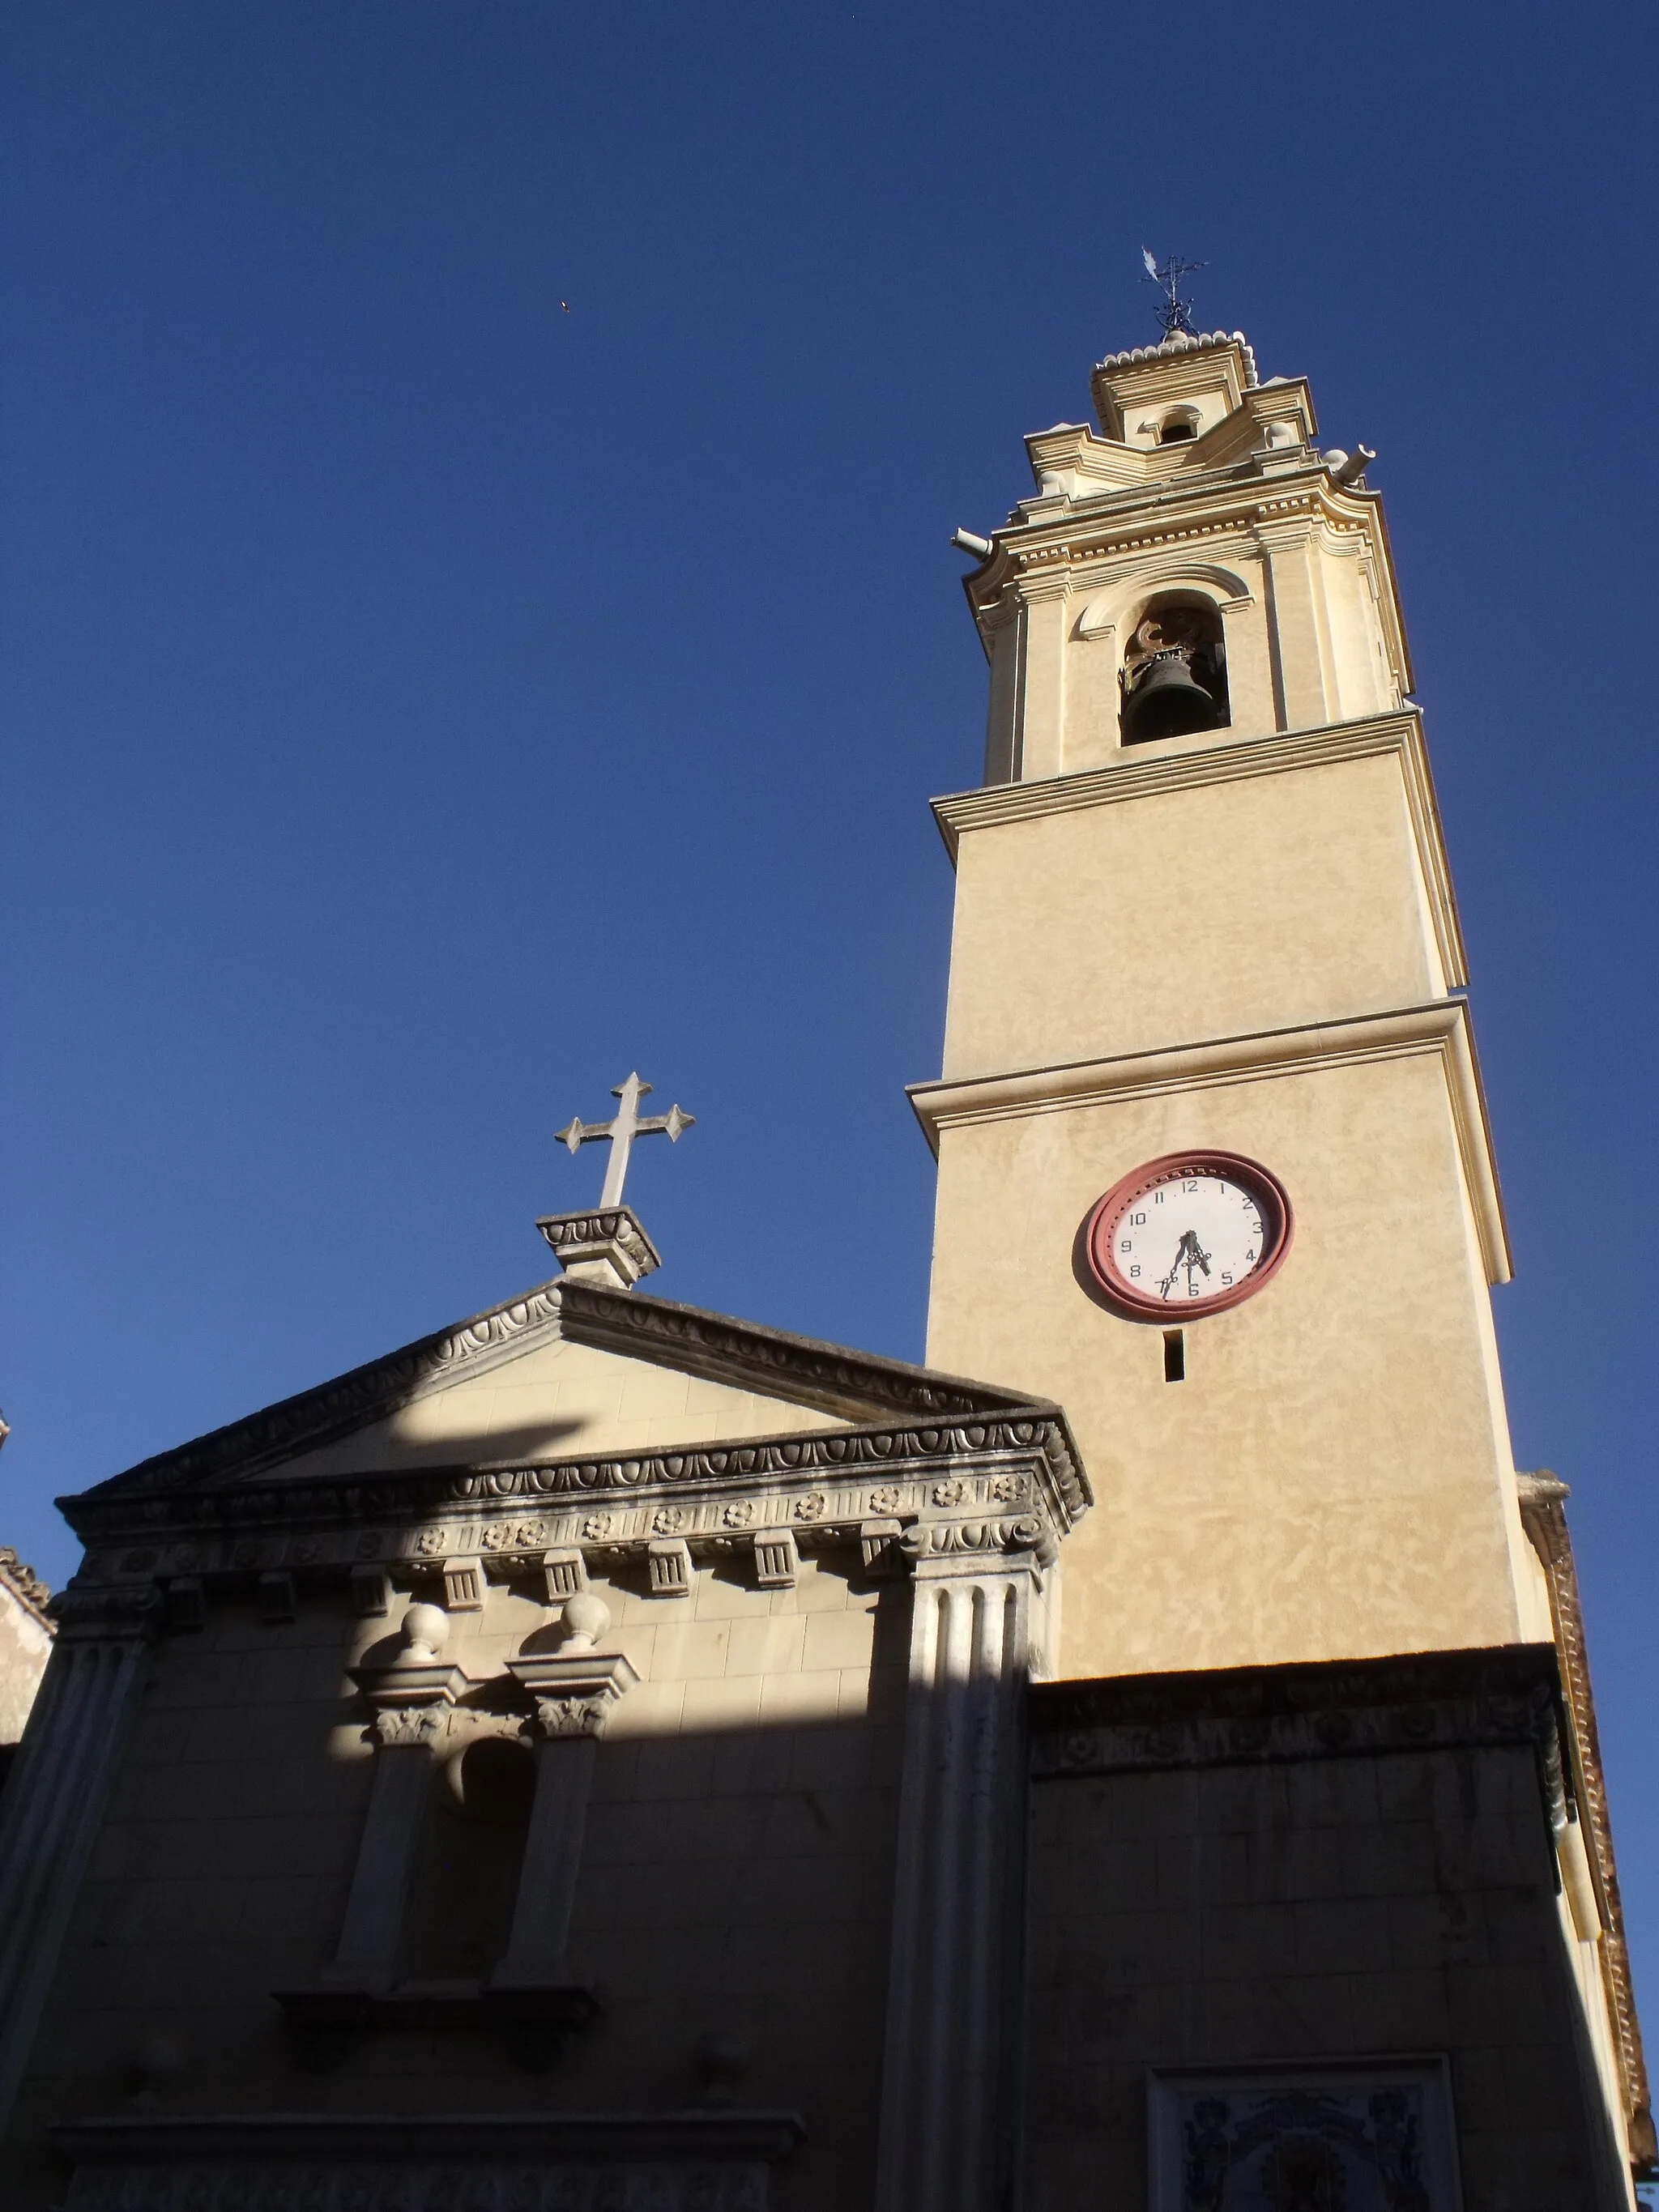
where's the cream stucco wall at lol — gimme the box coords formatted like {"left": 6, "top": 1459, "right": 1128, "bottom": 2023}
{"left": 939, "top": 730, "right": 1456, "bottom": 1083}
{"left": 923, "top": 1038, "right": 1529, "bottom": 1681}
{"left": 0, "top": 1581, "right": 53, "bottom": 1745}
{"left": 273, "top": 1334, "right": 847, "bottom": 1481}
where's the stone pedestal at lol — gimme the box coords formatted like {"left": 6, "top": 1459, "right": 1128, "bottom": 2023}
{"left": 535, "top": 1208, "right": 660, "bottom": 1289}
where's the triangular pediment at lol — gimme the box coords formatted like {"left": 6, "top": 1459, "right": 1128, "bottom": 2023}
{"left": 69, "top": 1276, "right": 1039, "bottom": 1507}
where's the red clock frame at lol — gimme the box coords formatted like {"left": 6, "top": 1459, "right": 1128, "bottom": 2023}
{"left": 1082, "top": 1149, "right": 1294, "bottom": 1320}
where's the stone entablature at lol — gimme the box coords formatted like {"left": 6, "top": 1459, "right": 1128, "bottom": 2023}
{"left": 1030, "top": 1641, "right": 1566, "bottom": 1779}
{"left": 60, "top": 1411, "right": 1087, "bottom": 1610}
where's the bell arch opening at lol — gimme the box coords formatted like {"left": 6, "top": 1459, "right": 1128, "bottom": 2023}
{"left": 1120, "top": 593, "right": 1230, "bottom": 744}
{"left": 1158, "top": 407, "right": 1200, "bottom": 444}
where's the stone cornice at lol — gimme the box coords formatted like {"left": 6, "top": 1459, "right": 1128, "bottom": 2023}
{"left": 928, "top": 710, "right": 1466, "bottom": 994}
{"left": 1030, "top": 1643, "right": 1563, "bottom": 1778}
{"left": 1092, "top": 328, "right": 1260, "bottom": 389}
{"left": 552, "top": 1280, "right": 1034, "bottom": 1425}
{"left": 83, "top": 1281, "right": 569, "bottom": 1498}
{"left": 61, "top": 1409, "right": 1090, "bottom": 1572}
{"left": 1517, "top": 1473, "right": 1651, "bottom": 2150}
{"left": 966, "top": 471, "right": 1380, "bottom": 617}
{"left": 910, "top": 998, "right": 1510, "bottom": 1285}
{"left": 73, "top": 1279, "right": 1035, "bottom": 1506}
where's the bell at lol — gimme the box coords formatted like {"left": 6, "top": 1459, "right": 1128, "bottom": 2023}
{"left": 1121, "top": 646, "right": 1222, "bottom": 743}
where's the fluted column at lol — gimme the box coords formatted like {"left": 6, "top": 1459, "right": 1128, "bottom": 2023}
{"left": 0, "top": 1583, "right": 158, "bottom": 2133}
{"left": 874, "top": 1517, "right": 1051, "bottom": 2212}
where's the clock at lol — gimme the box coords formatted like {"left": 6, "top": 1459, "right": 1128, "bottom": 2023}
{"left": 1083, "top": 1150, "right": 1293, "bottom": 1319}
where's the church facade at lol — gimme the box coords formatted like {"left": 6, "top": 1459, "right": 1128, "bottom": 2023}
{"left": 0, "top": 328, "right": 1647, "bottom": 2212}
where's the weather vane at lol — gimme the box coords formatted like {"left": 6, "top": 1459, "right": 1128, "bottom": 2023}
{"left": 1141, "top": 249, "right": 1205, "bottom": 340}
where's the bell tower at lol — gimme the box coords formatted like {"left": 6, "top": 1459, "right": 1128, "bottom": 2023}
{"left": 914, "top": 328, "right": 1550, "bottom": 1681}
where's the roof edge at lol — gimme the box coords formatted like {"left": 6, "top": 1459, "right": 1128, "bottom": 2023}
{"left": 66, "top": 1276, "right": 1048, "bottom": 1506}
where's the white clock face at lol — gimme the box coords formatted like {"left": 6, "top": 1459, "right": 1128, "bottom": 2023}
{"left": 1107, "top": 1170, "right": 1269, "bottom": 1304}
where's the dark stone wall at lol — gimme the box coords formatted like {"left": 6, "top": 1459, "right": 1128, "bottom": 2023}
{"left": 1024, "top": 1647, "right": 1631, "bottom": 2212}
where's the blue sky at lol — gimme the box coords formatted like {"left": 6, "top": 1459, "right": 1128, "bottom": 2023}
{"left": 3, "top": 0, "right": 1657, "bottom": 2008}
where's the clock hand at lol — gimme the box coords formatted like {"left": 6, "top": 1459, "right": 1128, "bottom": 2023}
{"left": 1158, "top": 1230, "right": 1212, "bottom": 1298}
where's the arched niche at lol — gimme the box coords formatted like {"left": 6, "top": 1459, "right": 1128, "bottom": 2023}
{"left": 1071, "top": 565, "right": 1267, "bottom": 753}
{"left": 1120, "top": 591, "right": 1231, "bottom": 743}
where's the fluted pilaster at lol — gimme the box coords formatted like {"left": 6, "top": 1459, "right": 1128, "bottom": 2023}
{"left": 0, "top": 1584, "right": 158, "bottom": 2131}
{"left": 874, "top": 1537, "right": 1047, "bottom": 2212}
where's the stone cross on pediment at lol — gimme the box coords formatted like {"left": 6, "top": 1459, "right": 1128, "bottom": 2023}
{"left": 555, "top": 1072, "right": 695, "bottom": 1210}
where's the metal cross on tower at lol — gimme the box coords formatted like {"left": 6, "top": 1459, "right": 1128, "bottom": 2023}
{"left": 555, "top": 1072, "right": 695, "bottom": 1209}
{"left": 1141, "top": 249, "right": 1206, "bottom": 340}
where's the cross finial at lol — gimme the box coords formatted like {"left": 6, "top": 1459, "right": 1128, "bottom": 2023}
{"left": 1141, "top": 249, "right": 1206, "bottom": 341}
{"left": 555, "top": 1072, "right": 695, "bottom": 1210}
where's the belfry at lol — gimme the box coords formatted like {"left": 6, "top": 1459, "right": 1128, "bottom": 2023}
{"left": 0, "top": 320, "right": 1648, "bottom": 2212}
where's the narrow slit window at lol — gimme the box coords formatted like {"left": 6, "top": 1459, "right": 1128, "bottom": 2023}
{"left": 1163, "top": 1329, "right": 1186, "bottom": 1383}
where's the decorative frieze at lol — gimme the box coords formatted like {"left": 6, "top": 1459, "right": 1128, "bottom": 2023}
{"left": 67, "top": 1413, "right": 1084, "bottom": 1562}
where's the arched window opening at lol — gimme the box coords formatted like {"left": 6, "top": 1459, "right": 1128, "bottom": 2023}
{"left": 1158, "top": 411, "right": 1198, "bottom": 444}
{"left": 399, "top": 1734, "right": 536, "bottom": 1984}
{"left": 1120, "top": 598, "right": 1230, "bottom": 744}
